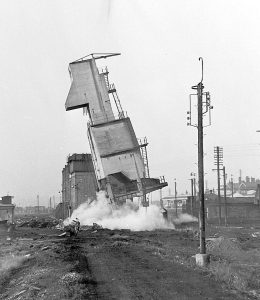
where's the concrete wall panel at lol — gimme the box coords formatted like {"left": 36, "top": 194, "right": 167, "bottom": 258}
{"left": 66, "top": 60, "right": 114, "bottom": 124}
{"left": 101, "top": 151, "right": 144, "bottom": 180}
{"left": 92, "top": 121, "right": 138, "bottom": 156}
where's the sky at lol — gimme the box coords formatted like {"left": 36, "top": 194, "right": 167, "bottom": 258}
{"left": 0, "top": 0, "right": 260, "bottom": 206}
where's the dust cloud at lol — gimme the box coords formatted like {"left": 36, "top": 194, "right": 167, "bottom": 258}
{"left": 173, "top": 213, "right": 198, "bottom": 225}
{"left": 67, "top": 192, "right": 174, "bottom": 231}
{"left": 0, "top": 255, "right": 29, "bottom": 275}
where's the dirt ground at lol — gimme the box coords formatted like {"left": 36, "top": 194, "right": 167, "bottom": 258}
{"left": 0, "top": 222, "right": 260, "bottom": 300}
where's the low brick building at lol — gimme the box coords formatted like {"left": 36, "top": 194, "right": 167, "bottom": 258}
{"left": 186, "top": 192, "right": 260, "bottom": 222}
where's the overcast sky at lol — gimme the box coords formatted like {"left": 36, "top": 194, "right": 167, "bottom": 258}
{"left": 0, "top": 0, "right": 260, "bottom": 206}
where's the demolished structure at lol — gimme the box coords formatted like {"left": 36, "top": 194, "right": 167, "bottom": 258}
{"left": 65, "top": 53, "right": 167, "bottom": 206}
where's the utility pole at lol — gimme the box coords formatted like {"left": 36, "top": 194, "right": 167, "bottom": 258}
{"left": 194, "top": 177, "right": 197, "bottom": 201}
{"left": 223, "top": 166, "right": 227, "bottom": 226}
{"left": 214, "top": 146, "right": 223, "bottom": 225}
{"left": 231, "top": 175, "right": 234, "bottom": 198}
{"left": 187, "top": 57, "right": 213, "bottom": 258}
{"left": 189, "top": 178, "right": 194, "bottom": 215}
{"left": 37, "top": 194, "right": 39, "bottom": 215}
{"left": 197, "top": 78, "right": 205, "bottom": 254}
{"left": 159, "top": 188, "right": 163, "bottom": 208}
{"left": 174, "top": 179, "right": 177, "bottom": 217}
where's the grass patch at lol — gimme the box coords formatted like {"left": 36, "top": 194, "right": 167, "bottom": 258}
{"left": 207, "top": 237, "right": 260, "bottom": 296}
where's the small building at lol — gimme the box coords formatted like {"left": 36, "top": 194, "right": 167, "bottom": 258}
{"left": 0, "top": 195, "right": 15, "bottom": 223}
{"left": 162, "top": 194, "right": 188, "bottom": 209}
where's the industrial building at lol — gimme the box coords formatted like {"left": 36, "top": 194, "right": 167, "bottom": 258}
{"left": 60, "top": 153, "right": 97, "bottom": 218}
{"left": 65, "top": 53, "right": 167, "bottom": 206}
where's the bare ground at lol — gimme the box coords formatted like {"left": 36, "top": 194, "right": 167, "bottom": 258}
{"left": 0, "top": 224, "right": 259, "bottom": 300}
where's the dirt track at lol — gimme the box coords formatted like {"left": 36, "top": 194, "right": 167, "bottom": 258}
{"left": 1, "top": 225, "right": 256, "bottom": 300}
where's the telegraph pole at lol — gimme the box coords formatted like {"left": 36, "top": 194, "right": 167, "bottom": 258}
{"left": 190, "top": 172, "right": 196, "bottom": 212}
{"left": 187, "top": 57, "right": 213, "bottom": 260}
{"left": 194, "top": 177, "right": 197, "bottom": 201}
{"left": 214, "top": 146, "right": 223, "bottom": 225}
{"left": 197, "top": 79, "right": 206, "bottom": 254}
{"left": 189, "top": 178, "right": 194, "bottom": 215}
{"left": 37, "top": 194, "right": 39, "bottom": 215}
{"left": 159, "top": 189, "right": 163, "bottom": 208}
{"left": 231, "top": 175, "right": 234, "bottom": 198}
{"left": 223, "top": 166, "right": 227, "bottom": 226}
{"left": 174, "top": 179, "right": 178, "bottom": 216}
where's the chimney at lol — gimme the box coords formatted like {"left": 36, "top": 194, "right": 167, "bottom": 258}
{"left": 239, "top": 169, "right": 242, "bottom": 184}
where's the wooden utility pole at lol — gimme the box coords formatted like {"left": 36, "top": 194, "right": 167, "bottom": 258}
{"left": 190, "top": 178, "right": 194, "bottom": 215}
{"left": 159, "top": 189, "right": 163, "bottom": 208}
{"left": 37, "top": 194, "right": 39, "bottom": 214}
{"left": 214, "top": 146, "right": 223, "bottom": 225}
{"left": 188, "top": 57, "right": 213, "bottom": 258}
{"left": 197, "top": 79, "right": 206, "bottom": 254}
{"left": 194, "top": 177, "right": 197, "bottom": 201}
{"left": 223, "top": 166, "right": 227, "bottom": 226}
{"left": 174, "top": 179, "right": 178, "bottom": 217}
{"left": 231, "top": 175, "right": 234, "bottom": 198}
{"left": 217, "top": 147, "right": 221, "bottom": 224}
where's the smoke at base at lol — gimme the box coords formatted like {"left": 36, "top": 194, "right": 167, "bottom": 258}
{"left": 173, "top": 213, "right": 198, "bottom": 225}
{"left": 67, "top": 191, "right": 174, "bottom": 231}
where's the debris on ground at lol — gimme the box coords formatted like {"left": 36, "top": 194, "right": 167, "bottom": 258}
{"left": 80, "top": 225, "right": 93, "bottom": 231}
{"left": 1, "top": 217, "right": 260, "bottom": 299}
{"left": 110, "top": 234, "right": 129, "bottom": 241}
{"left": 252, "top": 232, "right": 260, "bottom": 238}
{"left": 17, "top": 216, "right": 59, "bottom": 228}
{"left": 58, "top": 232, "right": 67, "bottom": 237}
{"left": 63, "top": 218, "right": 80, "bottom": 237}
{"left": 92, "top": 223, "right": 103, "bottom": 230}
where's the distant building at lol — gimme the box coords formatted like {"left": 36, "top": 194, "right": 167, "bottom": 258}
{"left": 0, "top": 195, "right": 15, "bottom": 223}
{"left": 205, "top": 193, "right": 260, "bottom": 221}
{"left": 185, "top": 191, "right": 260, "bottom": 222}
{"left": 162, "top": 194, "right": 188, "bottom": 209}
{"left": 61, "top": 153, "right": 98, "bottom": 219}
{"left": 226, "top": 175, "right": 260, "bottom": 197}
{"left": 15, "top": 206, "right": 49, "bottom": 215}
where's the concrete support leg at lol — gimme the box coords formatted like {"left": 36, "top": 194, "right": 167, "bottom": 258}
{"left": 195, "top": 254, "right": 210, "bottom": 267}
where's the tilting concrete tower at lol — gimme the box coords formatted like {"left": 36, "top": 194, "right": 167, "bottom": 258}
{"left": 65, "top": 53, "right": 167, "bottom": 205}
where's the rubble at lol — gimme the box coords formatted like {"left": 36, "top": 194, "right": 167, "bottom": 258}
{"left": 252, "top": 232, "right": 260, "bottom": 238}
{"left": 92, "top": 223, "right": 103, "bottom": 230}
{"left": 17, "top": 217, "right": 59, "bottom": 228}
{"left": 60, "top": 272, "right": 82, "bottom": 286}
